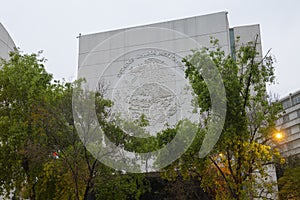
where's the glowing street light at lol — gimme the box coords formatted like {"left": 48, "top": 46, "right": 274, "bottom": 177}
{"left": 274, "top": 132, "right": 283, "bottom": 140}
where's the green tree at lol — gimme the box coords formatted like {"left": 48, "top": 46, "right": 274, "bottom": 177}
{"left": 277, "top": 155, "right": 300, "bottom": 199}
{"left": 180, "top": 37, "right": 283, "bottom": 199}
{"left": 29, "top": 79, "right": 150, "bottom": 200}
{"left": 0, "top": 50, "right": 53, "bottom": 199}
{"left": 278, "top": 165, "right": 300, "bottom": 199}
{"left": 95, "top": 172, "right": 149, "bottom": 200}
{"left": 32, "top": 80, "right": 94, "bottom": 200}
{"left": 71, "top": 81, "right": 151, "bottom": 200}
{"left": 0, "top": 51, "right": 150, "bottom": 200}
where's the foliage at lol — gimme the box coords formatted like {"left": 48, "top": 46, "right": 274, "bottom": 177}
{"left": 179, "top": 37, "right": 283, "bottom": 199}
{"left": 277, "top": 155, "right": 300, "bottom": 199}
{"left": 0, "top": 50, "right": 150, "bottom": 200}
{"left": 0, "top": 38, "right": 285, "bottom": 199}
{"left": 0, "top": 50, "right": 53, "bottom": 199}
{"left": 95, "top": 172, "right": 150, "bottom": 200}
{"left": 278, "top": 165, "right": 300, "bottom": 199}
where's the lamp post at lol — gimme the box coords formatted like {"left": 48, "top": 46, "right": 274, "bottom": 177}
{"left": 270, "top": 130, "right": 285, "bottom": 200}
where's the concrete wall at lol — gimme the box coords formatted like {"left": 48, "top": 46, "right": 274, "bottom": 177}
{"left": 78, "top": 11, "right": 231, "bottom": 87}
{"left": 77, "top": 11, "right": 263, "bottom": 136}
{"left": 78, "top": 12, "right": 263, "bottom": 90}
{"left": 0, "top": 23, "right": 15, "bottom": 60}
{"left": 231, "top": 24, "right": 263, "bottom": 58}
{"left": 78, "top": 11, "right": 234, "bottom": 134}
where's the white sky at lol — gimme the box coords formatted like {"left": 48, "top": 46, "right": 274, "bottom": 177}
{"left": 0, "top": 0, "right": 299, "bottom": 98}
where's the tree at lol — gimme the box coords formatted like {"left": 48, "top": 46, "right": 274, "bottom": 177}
{"left": 95, "top": 172, "right": 150, "bottom": 200}
{"left": 277, "top": 155, "right": 300, "bottom": 199}
{"left": 0, "top": 50, "right": 53, "bottom": 199}
{"left": 178, "top": 37, "right": 283, "bottom": 199}
{"left": 278, "top": 165, "right": 300, "bottom": 199}
{"left": 0, "top": 51, "right": 150, "bottom": 200}
{"left": 71, "top": 81, "right": 151, "bottom": 200}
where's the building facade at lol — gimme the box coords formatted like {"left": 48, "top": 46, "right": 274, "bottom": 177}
{"left": 77, "top": 11, "right": 262, "bottom": 135}
{"left": 277, "top": 90, "right": 300, "bottom": 157}
{"left": 76, "top": 11, "right": 280, "bottom": 199}
{"left": 0, "top": 22, "right": 15, "bottom": 60}
{"left": 78, "top": 11, "right": 262, "bottom": 88}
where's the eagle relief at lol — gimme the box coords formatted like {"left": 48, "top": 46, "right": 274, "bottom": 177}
{"left": 100, "top": 49, "right": 196, "bottom": 135}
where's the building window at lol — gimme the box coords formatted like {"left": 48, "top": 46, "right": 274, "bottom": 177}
{"left": 282, "top": 100, "right": 291, "bottom": 109}
{"left": 297, "top": 110, "right": 300, "bottom": 118}
{"left": 292, "top": 95, "right": 300, "bottom": 106}
{"left": 290, "top": 125, "right": 300, "bottom": 134}
{"left": 283, "top": 114, "right": 290, "bottom": 123}
{"left": 285, "top": 128, "right": 292, "bottom": 135}
{"left": 287, "top": 142, "right": 294, "bottom": 150}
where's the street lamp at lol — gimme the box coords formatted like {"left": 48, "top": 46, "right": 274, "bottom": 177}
{"left": 274, "top": 131, "right": 283, "bottom": 141}
{"left": 262, "top": 131, "right": 284, "bottom": 144}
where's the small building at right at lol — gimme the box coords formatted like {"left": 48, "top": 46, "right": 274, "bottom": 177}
{"left": 276, "top": 90, "right": 300, "bottom": 157}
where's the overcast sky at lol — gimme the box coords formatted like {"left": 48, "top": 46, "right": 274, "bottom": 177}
{"left": 0, "top": 0, "right": 299, "bottom": 97}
